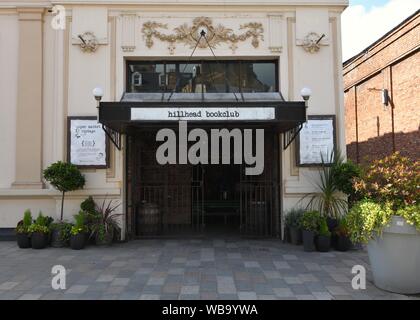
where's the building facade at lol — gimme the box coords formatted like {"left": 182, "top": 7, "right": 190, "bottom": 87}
{"left": 0, "top": 0, "right": 348, "bottom": 239}
{"left": 344, "top": 10, "right": 420, "bottom": 164}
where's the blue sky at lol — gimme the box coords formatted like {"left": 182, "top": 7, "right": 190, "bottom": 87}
{"left": 350, "top": 0, "right": 389, "bottom": 9}
{"left": 342, "top": 0, "right": 420, "bottom": 60}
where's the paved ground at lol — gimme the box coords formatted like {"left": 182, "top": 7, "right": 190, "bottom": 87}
{"left": 0, "top": 238, "right": 418, "bottom": 300}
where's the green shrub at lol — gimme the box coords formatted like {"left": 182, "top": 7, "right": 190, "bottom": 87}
{"left": 16, "top": 209, "right": 33, "bottom": 234}
{"left": 346, "top": 199, "right": 393, "bottom": 244}
{"left": 28, "top": 224, "right": 49, "bottom": 234}
{"left": 43, "top": 161, "right": 85, "bottom": 220}
{"left": 335, "top": 216, "right": 350, "bottom": 237}
{"left": 353, "top": 152, "right": 419, "bottom": 210}
{"left": 81, "top": 196, "right": 96, "bottom": 214}
{"left": 331, "top": 160, "right": 361, "bottom": 199}
{"left": 396, "top": 204, "right": 420, "bottom": 231}
{"left": 285, "top": 208, "right": 305, "bottom": 229}
{"left": 318, "top": 217, "right": 331, "bottom": 237}
{"left": 300, "top": 211, "right": 320, "bottom": 232}
{"left": 71, "top": 211, "right": 88, "bottom": 235}
{"left": 50, "top": 222, "right": 73, "bottom": 242}
{"left": 35, "top": 212, "right": 53, "bottom": 227}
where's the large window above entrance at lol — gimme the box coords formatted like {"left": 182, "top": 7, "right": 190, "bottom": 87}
{"left": 126, "top": 60, "right": 278, "bottom": 94}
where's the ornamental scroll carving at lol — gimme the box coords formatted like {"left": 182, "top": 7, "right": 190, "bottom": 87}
{"left": 141, "top": 17, "right": 264, "bottom": 54}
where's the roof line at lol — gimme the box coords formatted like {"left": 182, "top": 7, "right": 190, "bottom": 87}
{"left": 343, "top": 8, "right": 419, "bottom": 66}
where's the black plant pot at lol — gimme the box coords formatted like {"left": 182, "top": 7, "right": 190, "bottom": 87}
{"left": 284, "top": 226, "right": 291, "bottom": 243}
{"left": 302, "top": 230, "right": 316, "bottom": 252}
{"left": 316, "top": 235, "right": 331, "bottom": 252}
{"left": 290, "top": 227, "right": 302, "bottom": 245}
{"left": 31, "top": 232, "right": 48, "bottom": 249}
{"left": 70, "top": 233, "right": 86, "bottom": 250}
{"left": 326, "top": 217, "right": 339, "bottom": 232}
{"left": 335, "top": 235, "right": 352, "bottom": 252}
{"left": 16, "top": 233, "right": 31, "bottom": 248}
{"left": 50, "top": 229, "right": 66, "bottom": 248}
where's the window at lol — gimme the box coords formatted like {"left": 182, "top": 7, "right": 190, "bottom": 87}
{"left": 127, "top": 60, "right": 278, "bottom": 93}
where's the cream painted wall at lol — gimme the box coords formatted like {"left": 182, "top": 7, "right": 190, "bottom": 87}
{"left": 0, "top": 2, "right": 347, "bottom": 235}
{"left": 0, "top": 14, "right": 18, "bottom": 189}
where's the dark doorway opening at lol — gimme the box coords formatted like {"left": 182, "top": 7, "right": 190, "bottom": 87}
{"left": 126, "top": 128, "right": 281, "bottom": 239}
{"left": 202, "top": 163, "right": 241, "bottom": 235}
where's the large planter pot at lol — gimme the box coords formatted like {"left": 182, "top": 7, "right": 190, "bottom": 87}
{"left": 50, "top": 229, "right": 66, "bottom": 248}
{"left": 290, "top": 227, "right": 302, "bottom": 245}
{"left": 316, "top": 235, "right": 331, "bottom": 252}
{"left": 70, "top": 233, "right": 86, "bottom": 250}
{"left": 31, "top": 232, "right": 48, "bottom": 249}
{"left": 302, "top": 230, "right": 316, "bottom": 252}
{"left": 367, "top": 216, "right": 420, "bottom": 294}
{"left": 335, "top": 235, "right": 352, "bottom": 252}
{"left": 16, "top": 233, "right": 31, "bottom": 248}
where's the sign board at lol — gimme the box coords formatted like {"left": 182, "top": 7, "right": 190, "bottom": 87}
{"left": 131, "top": 107, "right": 276, "bottom": 121}
{"left": 296, "top": 115, "right": 336, "bottom": 166}
{"left": 67, "top": 117, "right": 109, "bottom": 168}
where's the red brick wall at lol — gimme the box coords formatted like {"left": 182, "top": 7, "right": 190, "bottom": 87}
{"left": 343, "top": 12, "right": 420, "bottom": 163}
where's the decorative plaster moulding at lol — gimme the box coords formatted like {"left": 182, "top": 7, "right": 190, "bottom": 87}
{"left": 141, "top": 16, "right": 264, "bottom": 55}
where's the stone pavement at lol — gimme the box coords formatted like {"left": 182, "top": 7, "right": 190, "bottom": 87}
{"left": 0, "top": 239, "right": 418, "bottom": 300}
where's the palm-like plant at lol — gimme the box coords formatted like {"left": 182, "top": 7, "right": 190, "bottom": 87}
{"left": 301, "top": 152, "right": 348, "bottom": 219}
{"left": 93, "top": 197, "right": 122, "bottom": 243}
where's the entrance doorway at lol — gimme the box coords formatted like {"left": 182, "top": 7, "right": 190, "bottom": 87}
{"left": 126, "top": 128, "right": 280, "bottom": 239}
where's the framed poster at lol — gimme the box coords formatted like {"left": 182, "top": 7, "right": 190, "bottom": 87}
{"left": 67, "top": 116, "right": 109, "bottom": 168}
{"left": 296, "top": 115, "right": 336, "bottom": 167}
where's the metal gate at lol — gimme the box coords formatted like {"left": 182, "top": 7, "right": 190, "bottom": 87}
{"left": 240, "top": 131, "right": 280, "bottom": 237}
{"left": 127, "top": 129, "right": 280, "bottom": 238}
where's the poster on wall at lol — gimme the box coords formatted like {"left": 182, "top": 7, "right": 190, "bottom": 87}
{"left": 67, "top": 117, "right": 109, "bottom": 168}
{"left": 296, "top": 115, "right": 336, "bottom": 166}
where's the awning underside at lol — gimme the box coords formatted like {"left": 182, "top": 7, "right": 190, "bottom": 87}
{"left": 99, "top": 92, "right": 306, "bottom": 150}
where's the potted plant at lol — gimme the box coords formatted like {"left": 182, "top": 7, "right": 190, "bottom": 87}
{"left": 28, "top": 212, "right": 51, "bottom": 249}
{"left": 92, "top": 198, "right": 121, "bottom": 246}
{"left": 285, "top": 208, "right": 304, "bottom": 245}
{"left": 301, "top": 152, "right": 348, "bottom": 232}
{"left": 69, "top": 211, "right": 87, "bottom": 250}
{"left": 80, "top": 196, "right": 100, "bottom": 244}
{"left": 50, "top": 222, "right": 72, "bottom": 247}
{"left": 316, "top": 217, "right": 331, "bottom": 252}
{"left": 334, "top": 217, "right": 352, "bottom": 252}
{"left": 300, "top": 210, "right": 320, "bottom": 252}
{"left": 16, "top": 209, "right": 33, "bottom": 248}
{"left": 348, "top": 152, "right": 420, "bottom": 294}
{"left": 43, "top": 161, "right": 85, "bottom": 221}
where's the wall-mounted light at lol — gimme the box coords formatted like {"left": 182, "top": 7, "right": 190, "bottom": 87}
{"left": 300, "top": 87, "right": 312, "bottom": 121}
{"left": 92, "top": 86, "right": 104, "bottom": 123}
{"left": 382, "top": 89, "right": 389, "bottom": 108}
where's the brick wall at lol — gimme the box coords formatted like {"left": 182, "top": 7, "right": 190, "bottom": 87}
{"left": 343, "top": 11, "right": 420, "bottom": 163}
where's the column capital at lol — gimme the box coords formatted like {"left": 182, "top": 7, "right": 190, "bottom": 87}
{"left": 17, "top": 7, "right": 45, "bottom": 21}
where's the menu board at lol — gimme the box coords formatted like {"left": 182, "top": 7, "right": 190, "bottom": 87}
{"left": 68, "top": 117, "right": 108, "bottom": 168}
{"left": 297, "top": 116, "right": 336, "bottom": 166}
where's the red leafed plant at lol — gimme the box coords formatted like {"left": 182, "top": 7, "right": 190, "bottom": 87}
{"left": 353, "top": 152, "right": 419, "bottom": 210}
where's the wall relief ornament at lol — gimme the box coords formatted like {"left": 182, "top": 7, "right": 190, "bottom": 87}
{"left": 75, "top": 32, "right": 99, "bottom": 53}
{"left": 301, "top": 32, "right": 326, "bottom": 54}
{"left": 141, "top": 17, "right": 264, "bottom": 54}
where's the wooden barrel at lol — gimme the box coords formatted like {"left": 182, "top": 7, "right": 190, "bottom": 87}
{"left": 137, "top": 202, "right": 160, "bottom": 236}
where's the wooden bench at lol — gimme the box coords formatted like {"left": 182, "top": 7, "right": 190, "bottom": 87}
{"left": 204, "top": 200, "right": 240, "bottom": 225}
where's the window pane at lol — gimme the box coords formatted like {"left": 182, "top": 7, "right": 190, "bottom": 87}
{"left": 177, "top": 63, "right": 202, "bottom": 93}
{"left": 165, "top": 64, "right": 177, "bottom": 92}
{"left": 201, "top": 62, "right": 226, "bottom": 93}
{"left": 241, "top": 62, "right": 276, "bottom": 92}
{"left": 128, "top": 63, "right": 165, "bottom": 92}
{"left": 226, "top": 62, "right": 241, "bottom": 93}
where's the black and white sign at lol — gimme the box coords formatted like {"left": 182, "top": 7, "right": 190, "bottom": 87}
{"left": 297, "top": 116, "right": 336, "bottom": 166}
{"left": 68, "top": 117, "right": 108, "bottom": 168}
{"left": 131, "top": 107, "right": 275, "bottom": 121}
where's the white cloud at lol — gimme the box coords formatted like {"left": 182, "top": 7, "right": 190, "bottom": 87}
{"left": 342, "top": 0, "right": 420, "bottom": 61}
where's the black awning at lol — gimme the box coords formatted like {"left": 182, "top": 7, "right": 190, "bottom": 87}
{"left": 99, "top": 92, "right": 306, "bottom": 135}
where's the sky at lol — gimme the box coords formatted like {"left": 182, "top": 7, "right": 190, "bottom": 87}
{"left": 342, "top": 0, "right": 420, "bottom": 61}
